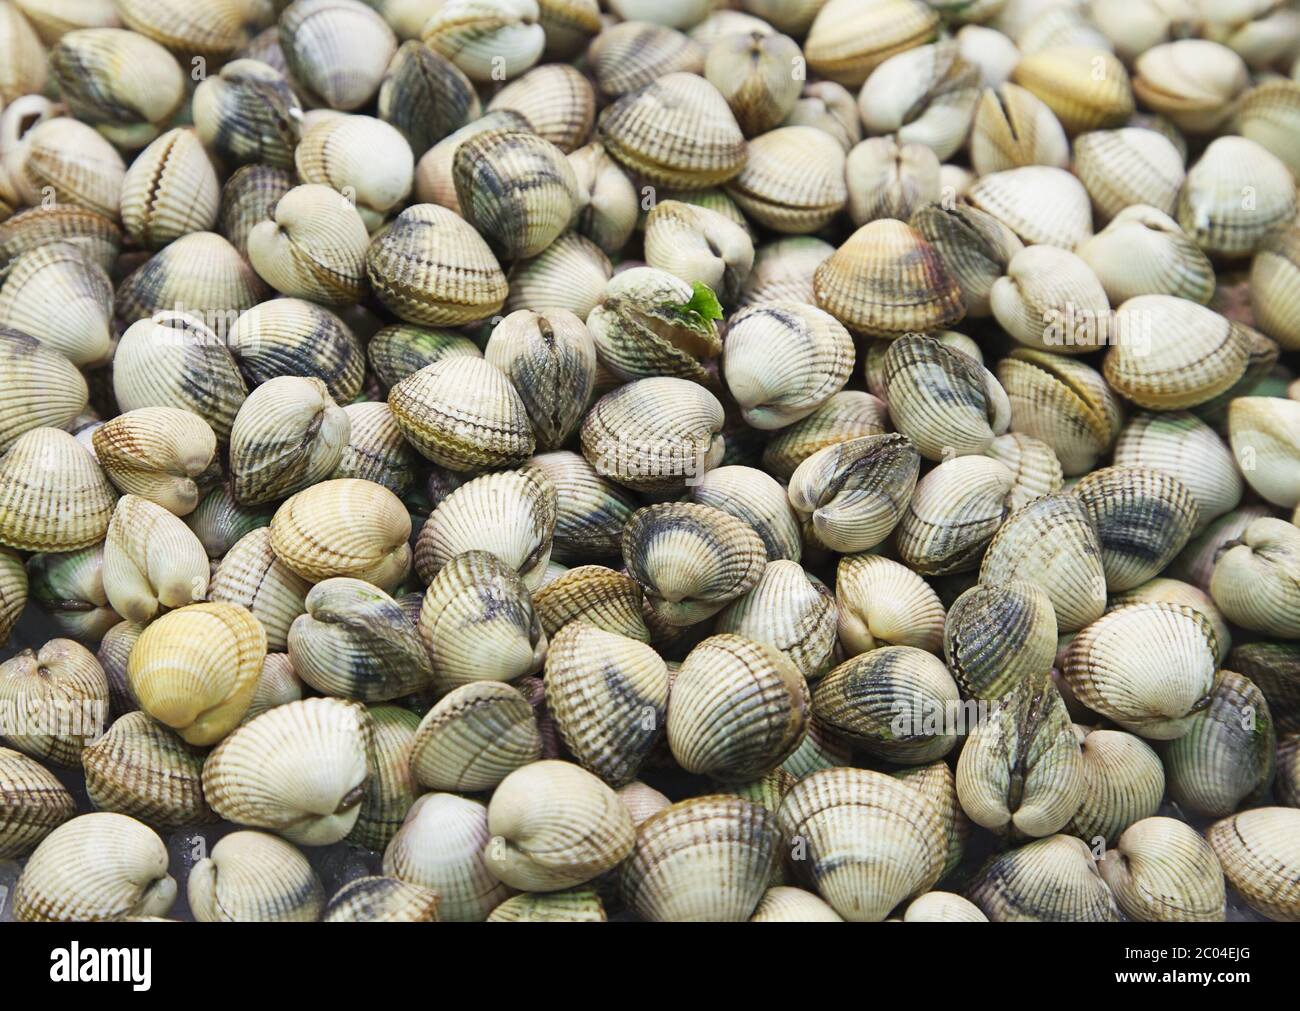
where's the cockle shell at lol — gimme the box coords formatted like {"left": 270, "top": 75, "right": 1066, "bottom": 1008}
{"left": 0, "top": 242, "right": 112, "bottom": 366}
{"left": 0, "top": 427, "right": 117, "bottom": 552}
{"left": 208, "top": 527, "right": 310, "bottom": 653}
{"left": 92, "top": 407, "right": 216, "bottom": 517}
{"left": 0, "top": 746, "right": 76, "bottom": 859}
{"left": 102, "top": 494, "right": 210, "bottom": 622}
{"left": 410, "top": 681, "right": 541, "bottom": 793}
{"left": 188, "top": 830, "right": 324, "bottom": 922}
{"left": 1205, "top": 807, "right": 1300, "bottom": 921}
{"left": 281, "top": 0, "right": 397, "bottom": 110}
{"left": 715, "top": 560, "right": 837, "bottom": 681}
{"left": 323, "top": 875, "right": 441, "bottom": 922}
{"left": 966, "top": 834, "right": 1121, "bottom": 922}
{"left": 0, "top": 638, "right": 108, "bottom": 767}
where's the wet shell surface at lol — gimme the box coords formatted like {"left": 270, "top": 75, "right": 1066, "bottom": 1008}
{"left": 0, "top": 745, "right": 76, "bottom": 859}
{"left": 1205, "top": 807, "right": 1300, "bottom": 921}
{"left": 188, "top": 830, "right": 325, "bottom": 922}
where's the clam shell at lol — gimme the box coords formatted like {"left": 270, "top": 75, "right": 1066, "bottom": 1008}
{"left": 0, "top": 547, "right": 27, "bottom": 646}
{"left": 366, "top": 203, "right": 508, "bottom": 326}
{"left": 413, "top": 109, "right": 531, "bottom": 213}
{"left": 0, "top": 745, "right": 76, "bottom": 859}
{"left": 246, "top": 184, "right": 372, "bottom": 306}
{"left": 281, "top": 0, "right": 397, "bottom": 110}
{"left": 725, "top": 126, "right": 847, "bottom": 233}
{"left": 242, "top": 652, "right": 303, "bottom": 725}
{"left": 113, "top": 313, "right": 249, "bottom": 443}
{"left": 1072, "top": 128, "right": 1185, "bottom": 222}
{"left": 1066, "top": 727, "right": 1165, "bottom": 847}
{"left": 349, "top": 703, "right": 420, "bottom": 850}
{"left": 990, "top": 245, "right": 1111, "bottom": 354}
{"left": 1178, "top": 136, "right": 1296, "bottom": 258}
{"left": 368, "top": 323, "right": 481, "bottom": 392}
{"left": 567, "top": 144, "right": 639, "bottom": 256}
{"left": 813, "top": 219, "right": 964, "bottom": 338}
{"left": 598, "top": 72, "right": 746, "bottom": 189}
{"left": 1010, "top": 45, "right": 1134, "bottom": 134}
{"left": 1228, "top": 397, "right": 1300, "bottom": 510}
{"left": 127, "top": 602, "right": 267, "bottom": 745}
{"left": 846, "top": 137, "right": 940, "bottom": 227}
{"left": 622, "top": 795, "right": 779, "bottom": 921}
{"left": 777, "top": 767, "right": 945, "bottom": 921}
{"left": 761, "top": 391, "right": 887, "bottom": 481}
{"left": 13, "top": 812, "right": 176, "bottom": 922}
{"left": 228, "top": 298, "right": 365, "bottom": 404}
{"left": 588, "top": 20, "right": 704, "bottom": 97}
{"left": 487, "top": 888, "right": 606, "bottom": 922}
{"left": 705, "top": 29, "right": 802, "bottom": 137}
{"left": 944, "top": 579, "right": 1057, "bottom": 700}
{"left": 192, "top": 59, "right": 302, "bottom": 170}
{"left": 378, "top": 40, "right": 480, "bottom": 158}
{"left": 9, "top": 117, "right": 125, "bottom": 219}
{"left": 0, "top": 202, "right": 119, "bottom": 283}
{"left": 410, "top": 681, "right": 541, "bottom": 792}
{"left": 858, "top": 41, "right": 981, "bottom": 161}
{"left": 529, "top": 451, "right": 637, "bottom": 564}
{"left": 643, "top": 200, "right": 754, "bottom": 304}
{"left": 208, "top": 527, "right": 310, "bottom": 652}
{"left": 422, "top": 0, "right": 545, "bottom": 83}
{"left": 1250, "top": 225, "right": 1300, "bottom": 351}
{"left": 715, "top": 560, "right": 837, "bottom": 681}
{"left": 903, "top": 892, "right": 988, "bottom": 922}
{"left": 836, "top": 553, "right": 943, "bottom": 657}
{"left": 82, "top": 711, "right": 214, "bottom": 829}
{"left": 119, "top": 128, "right": 219, "bottom": 250}
{"left": 93, "top": 407, "right": 216, "bottom": 517}
{"left": 893, "top": 760, "right": 968, "bottom": 879}
{"left": 0, "top": 427, "right": 116, "bottom": 552}
{"left": 383, "top": 792, "right": 510, "bottom": 921}
{"left": 979, "top": 492, "right": 1107, "bottom": 633}
{"left": 102, "top": 494, "right": 211, "bottom": 622}
{"left": 814, "top": 645, "right": 959, "bottom": 763}
{"left": 984, "top": 432, "right": 1063, "bottom": 510}
{"left": 269, "top": 478, "right": 412, "bottom": 589}
{"left": 189, "top": 830, "right": 324, "bottom": 922}
{"left": 0, "top": 241, "right": 113, "bottom": 366}
{"left": 323, "top": 875, "right": 441, "bottom": 922}
{"left": 506, "top": 230, "right": 614, "bottom": 319}
{"left": 545, "top": 622, "right": 667, "bottom": 786}
{"left": 487, "top": 62, "right": 594, "bottom": 152}
{"left": 970, "top": 82, "right": 1068, "bottom": 175}
{"left": 1205, "top": 807, "right": 1300, "bottom": 921}
{"left": 0, "top": 328, "right": 87, "bottom": 453}
{"left": 803, "top": 0, "right": 939, "bottom": 88}
{"left": 295, "top": 114, "right": 413, "bottom": 231}
{"left": 115, "top": 231, "right": 268, "bottom": 325}
{"left": 485, "top": 759, "right": 635, "bottom": 891}
{"left": 219, "top": 164, "right": 296, "bottom": 259}
{"left": 966, "top": 165, "right": 1093, "bottom": 249}
{"left": 1132, "top": 38, "right": 1248, "bottom": 133}
{"left": 910, "top": 203, "right": 1023, "bottom": 318}
{"left": 622, "top": 503, "right": 766, "bottom": 627}
{"left": 1074, "top": 204, "right": 1214, "bottom": 305}
{"left": 688, "top": 465, "right": 801, "bottom": 563}
{"left": 1099, "top": 816, "right": 1225, "bottom": 922}
{"left": 668, "top": 634, "right": 808, "bottom": 781}
{"left": 533, "top": 564, "right": 648, "bottom": 640}
{"left": 966, "top": 834, "right": 1120, "bottom": 922}
{"left": 1210, "top": 516, "right": 1300, "bottom": 638}
{"left": 27, "top": 544, "right": 118, "bottom": 647}
{"left": 203, "top": 696, "right": 372, "bottom": 846}
{"left": 1062, "top": 602, "right": 1217, "bottom": 740}
{"left": 955, "top": 674, "right": 1084, "bottom": 838}
{"left": 331, "top": 401, "right": 419, "bottom": 496}
{"left": 418, "top": 550, "right": 546, "bottom": 692}
{"left": 894, "top": 456, "right": 1015, "bottom": 575}
{"left": 787, "top": 433, "right": 919, "bottom": 554}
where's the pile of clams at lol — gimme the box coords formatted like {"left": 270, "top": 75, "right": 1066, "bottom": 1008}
{"left": 3, "top": 0, "right": 1300, "bottom": 924}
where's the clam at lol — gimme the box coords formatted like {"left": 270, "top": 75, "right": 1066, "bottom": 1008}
{"left": 6, "top": 116, "right": 125, "bottom": 219}
{"left": 92, "top": 408, "right": 216, "bottom": 517}
{"left": 0, "top": 546, "right": 27, "bottom": 644}
{"left": 814, "top": 646, "right": 959, "bottom": 763}
{"left": 1279, "top": 733, "right": 1300, "bottom": 808}
{"left": 586, "top": 20, "right": 704, "bottom": 98}
{"left": 990, "top": 245, "right": 1110, "bottom": 354}
{"left": 803, "top": 0, "right": 939, "bottom": 88}
{"left": 715, "top": 561, "right": 837, "bottom": 681}
{"left": 533, "top": 564, "right": 648, "bottom": 640}
{"left": 413, "top": 467, "right": 556, "bottom": 589}
{"left": 528, "top": 452, "right": 637, "bottom": 564}
{"left": 1072, "top": 128, "right": 1185, "bottom": 222}
{"left": 1163, "top": 670, "right": 1274, "bottom": 818}
{"left": 668, "top": 634, "right": 808, "bottom": 781}
{"left": 944, "top": 579, "right": 1057, "bottom": 700}
{"left": 368, "top": 323, "right": 481, "bottom": 392}
{"left": 970, "top": 83, "right": 1068, "bottom": 176}
{"left": 545, "top": 622, "right": 667, "bottom": 786}
{"left": 366, "top": 203, "right": 508, "bottom": 326}
{"left": 0, "top": 241, "right": 113, "bottom": 366}
{"left": 1205, "top": 807, "right": 1300, "bottom": 921}
{"left": 186, "top": 484, "right": 271, "bottom": 557}
{"left": 377, "top": 41, "right": 480, "bottom": 159}
{"left": 12, "top": 813, "right": 176, "bottom": 922}
{"left": 1067, "top": 727, "right": 1165, "bottom": 847}
{"left": 704, "top": 29, "right": 802, "bottom": 137}
{"left": 96, "top": 620, "right": 144, "bottom": 720}
{"left": 813, "top": 219, "right": 964, "bottom": 338}
{"left": 996, "top": 349, "right": 1123, "bottom": 476}
{"left": 1251, "top": 226, "right": 1300, "bottom": 351}
{"left": 622, "top": 795, "right": 779, "bottom": 921}
{"left": 506, "top": 230, "right": 613, "bottom": 320}
{"left": 485, "top": 760, "right": 635, "bottom": 891}
{"left": 27, "top": 545, "right": 119, "bottom": 646}
{"left": 1009, "top": 45, "right": 1133, "bottom": 135}
{"left": 0, "top": 746, "right": 76, "bottom": 859}
{"left": 894, "top": 456, "right": 1016, "bottom": 575}
{"left": 1132, "top": 39, "right": 1248, "bottom": 133}
{"left": 748, "top": 887, "right": 842, "bottom": 922}
{"left": 688, "top": 466, "right": 802, "bottom": 565}
{"left": 243, "top": 653, "right": 303, "bottom": 725}
{"left": 487, "top": 62, "right": 594, "bottom": 153}
{"left": 1210, "top": 516, "right": 1300, "bottom": 638}
{"left": 777, "top": 767, "right": 945, "bottom": 921}
{"left": 909, "top": 203, "right": 1024, "bottom": 318}
{"left": 102, "top": 494, "right": 210, "bottom": 622}
{"left": 0, "top": 328, "right": 86, "bottom": 452}
{"left": 845, "top": 137, "right": 940, "bottom": 227}
{"left": 1075, "top": 205, "right": 1213, "bottom": 306}
{"left": 1178, "top": 136, "right": 1297, "bottom": 258}
{"left": 787, "top": 434, "right": 919, "bottom": 554}
{"left": 413, "top": 109, "right": 531, "bottom": 213}
{"left": 115, "top": 231, "right": 267, "bottom": 324}
{"left": 966, "top": 834, "right": 1120, "bottom": 922}
{"left": 893, "top": 759, "right": 968, "bottom": 878}
{"left": 580, "top": 376, "right": 725, "bottom": 492}
{"left": 281, "top": 0, "right": 396, "bottom": 110}
{"left": 881, "top": 335, "right": 1009, "bottom": 461}
{"left": 422, "top": 0, "right": 545, "bottom": 83}
{"left": 0, "top": 1, "right": 47, "bottom": 103}
{"left": 269, "top": 479, "right": 413, "bottom": 589}
{"left": 567, "top": 144, "right": 639, "bottom": 256}
{"left": 0, "top": 427, "right": 116, "bottom": 552}
{"left": 418, "top": 550, "right": 547, "bottom": 692}
{"left": 203, "top": 697, "right": 371, "bottom": 846}
{"left": 1110, "top": 578, "right": 1232, "bottom": 664}
{"left": 0, "top": 638, "right": 108, "bottom": 766}
{"left": 587, "top": 266, "right": 722, "bottom": 384}
{"left": 761, "top": 390, "right": 887, "bottom": 481}
{"left": 643, "top": 201, "right": 754, "bottom": 305}
{"left": 1061, "top": 602, "right": 1217, "bottom": 740}
{"left": 217, "top": 164, "right": 294, "bottom": 259}
{"left": 1172, "top": 505, "right": 1274, "bottom": 591}
{"left": 781, "top": 80, "right": 862, "bottom": 151}
{"left": 966, "top": 165, "right": 1092, "bottom": 249}
{"left": 127, "top": 602, "right": 266, "bottom": 745}
{"left": 208, "top": 527, "right": 310, "bottom": 653}
{"left": 82, "top": 711, "right": 213, "bottom": 829}
{"left": 1096, "top": 817, "right": 1224, "bottom": 923}
{"left": 192, "top": 59, "right": 303, "bottom": 170}
{"left": 118, "top": 129, "right": 219, "bottom": 251}
{"left": 288, "top": 578, "right": 434, "bottom": 701}
{"left": 902, "top": 892, "right": 988, "bottom": 922}
{"left": 858, "top": 42, "right": 980, "bottom": 161}
{"left": 487, "top": 888, "right": 606, "bottom": 922}
{"left": 979, "top": 493, "right": 1107, "bottom": 633}
{"left": 323, "top": 876, "right": 441, "bottom": 923}
{"left": 723, "top": 126, "right": 847, "bottom": 235}
{"left": 410, "top": 681, "right": 541, "bottom": 792}
{"left": 598, "top": 72, "right": 746, "bottom": 189}
{"left": 331, "top": 402, "right": 419, "bottom": 496}
{"left": 246, "top": 184, "right": 372, "bottom": 306}
{"left": 189, "top": 831, "right": 324, "bottom": 922}
{"left": 1071, "top": 466, "right": 1199, "bottom": 591}
{"left": 228, "top": 298, "right": 365, "bottom": 404}
{"left": 383, "top": 792, "right": 510, "bottom": 921}
{"left": 836, "top": 553, "right": 943, "bottom": 657}
{"left": 956, "top": 674, "right": 1084, "bottom": 838}
{"left": 349, "top": 703, "right": 420, "bottom": 850}
{"left": 49, "top": 28, "right": 185, "bottom": 149}
{"left": 294, "top": 114, "right": 413, "bottom": 233}
{"left": 623, "top": 503, "right": 766, "bottom": 627}
{"left": 229, "top": 376, "right": 350, "bottom": 506}
{"left": 1228, "top": 397, "right": 1300, "bottom": 510}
